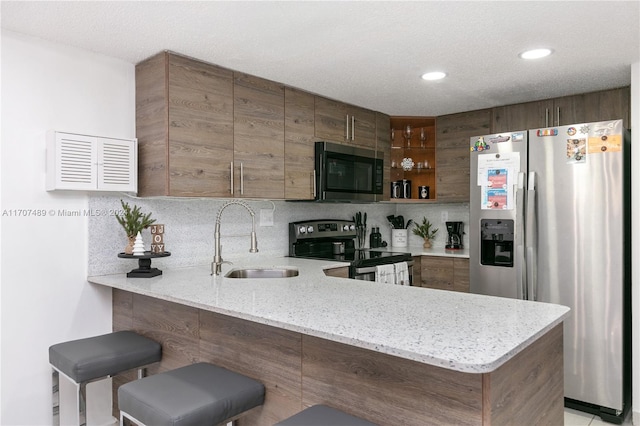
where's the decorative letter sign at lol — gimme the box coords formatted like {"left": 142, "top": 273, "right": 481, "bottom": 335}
{"left": 150, "top": 224, "right": 165, "bottom": 254}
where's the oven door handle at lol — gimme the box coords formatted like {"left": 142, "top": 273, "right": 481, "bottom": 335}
{"left": 354, "top": 260, "right": 414, "bottom": 275}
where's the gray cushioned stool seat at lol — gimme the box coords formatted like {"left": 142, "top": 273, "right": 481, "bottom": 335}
{"left": 118, "top": 362, "right": 265, "bottom": 426}
{"left": 49, "top": 330, "right": 162, "bottom": 383}
{"left": 276, "top": 405, "right": 377, "bottom": 426}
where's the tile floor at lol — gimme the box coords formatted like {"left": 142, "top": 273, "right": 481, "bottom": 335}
{"left": 565, "top": 407, "right": 633, "bottom": 426}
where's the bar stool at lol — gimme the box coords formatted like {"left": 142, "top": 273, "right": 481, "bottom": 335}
{"left": 276, "top": 405, "right": 377, "bottom": 426}
{"left": 118, "top": 362, "right": 265, "bottom": 426}
{"left": 49, "top": 330, "right": 162, "bottom": 426}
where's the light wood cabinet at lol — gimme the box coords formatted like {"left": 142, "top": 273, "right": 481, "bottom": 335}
{"left": 435, "top": 109, "right": 492, "bottom": 203}
{"left": 420, "top": 256, "right": 469, "bottom": 293}
{"left": 233, "top": 72, "right": 285, "bottom": 199}
{"left": 492, "top": 87, "right": 631, "bottom": 133}
{"left": 284, "top": 88, "right": 316, "bottom": 200}
{"left": 136, "top": 52, "right": 234, "bottom": 197}
{"left": 314, "top": 96, "right": 376, "bottom": 149}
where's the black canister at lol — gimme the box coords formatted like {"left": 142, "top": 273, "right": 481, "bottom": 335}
{"left": 402, "top": 179, "right": 411, "bottom": 199}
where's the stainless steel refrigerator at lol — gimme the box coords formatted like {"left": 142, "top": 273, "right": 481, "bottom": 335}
{"left": 469, "top": 119, "right": 630, "bottom": 422}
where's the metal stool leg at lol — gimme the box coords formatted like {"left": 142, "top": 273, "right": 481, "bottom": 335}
{"left": 78, "top": 381, "right": 87, "bottom": 426}
{"left": 52, "top": 368, "right": 60, "bottom": 426}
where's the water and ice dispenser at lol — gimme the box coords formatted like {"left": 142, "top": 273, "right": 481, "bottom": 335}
{"left": 480, "top": 219, "right": 514, "bottom": 267}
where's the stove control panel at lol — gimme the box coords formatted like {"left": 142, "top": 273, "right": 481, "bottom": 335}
{"left": 289, "top": 219, "right": 357, "bottom": 241}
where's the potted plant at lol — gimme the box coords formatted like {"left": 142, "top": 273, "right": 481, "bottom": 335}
{"left": 115, "top": 200, "right": 156, "bottom": 254}
{"left": 412, "top": 217, "right": 438, "bottom": 248}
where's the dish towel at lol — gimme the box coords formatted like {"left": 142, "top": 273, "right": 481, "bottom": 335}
{"left": 394, "top": 262, "right": 410, "bottom": 286}
{"left": 375, "top": 264, "right": 396, "bottom": 284}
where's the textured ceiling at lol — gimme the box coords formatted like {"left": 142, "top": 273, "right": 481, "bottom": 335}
{"left": 2, "top": 1, "right": 639, "bottom": 116}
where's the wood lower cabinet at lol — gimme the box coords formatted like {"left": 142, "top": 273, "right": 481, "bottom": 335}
{"left": 323, "top": 266, "right": 350, "bottom": 278}
{"left": 136, "top": 52, "right": 234, "bottom": 197}
{"left": 492, "top": 87, "right": 631, "bottom": 133}
{"left": 436, "top": 110, "right": 491, "bottom": 203}
{"left": 113, "top": 289, "right": 564, "bottom": 425}
{"left": 233, "top": 73, "right": 285, "bottom": 199}
{"left": 420, "top": 256, "right": 469, "bottom": 293}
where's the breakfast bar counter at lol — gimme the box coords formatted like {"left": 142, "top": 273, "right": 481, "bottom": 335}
{"left": 89, "top": 257, "right": 569, "bottom": 425}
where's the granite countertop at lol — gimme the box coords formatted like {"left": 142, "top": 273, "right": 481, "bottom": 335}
{"left": 88, "top": 256, "right": 568, "bottom": 374}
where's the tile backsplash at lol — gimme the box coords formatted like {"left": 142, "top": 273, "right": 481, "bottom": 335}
{"left": 88, "top": 195, "right": 468, "bottom": 276}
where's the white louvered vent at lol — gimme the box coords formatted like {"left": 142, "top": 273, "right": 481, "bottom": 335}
{"left": 99, "top": 139, "right": 136, "bottom": 190}
{"left": 47, "top": 131, "right": 137, "bottom": 192}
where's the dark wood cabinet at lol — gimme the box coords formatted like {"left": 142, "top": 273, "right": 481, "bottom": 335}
{"left": 420, "top": 256, "right": 469, "bottom": 293}
{"left": 435, "top": 109, "right": 492, "bottom": 203}
{"left": 492, "top": 87, "right": 631, "bottom": 133}
{"left": 136, "top": 52, "right": 234, "bottom": 197}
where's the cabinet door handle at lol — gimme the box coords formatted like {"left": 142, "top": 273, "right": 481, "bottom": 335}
{"left": 345, "top": 114, "right": 349, "bottom": 141}
{"left": 556, "top": 107, "right": 560, "bottom": 126}
{"left": 240, "top": 162, "right": 244, "bottom": 195}
{"left": 230, "top": 161, "right": 234, "bottom": 195}
{"left": 545, "top": 108, "right": 549, "bottom": 127}
{"left": 351, "top": 115, "right": 355, "bottom": 140}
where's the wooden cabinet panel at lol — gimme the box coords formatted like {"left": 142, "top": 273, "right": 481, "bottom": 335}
{"left": 323, "top": 266, "right": 350, "bottom": 278}
{"left": 376, "top": 112, "right": 391, "bottom": 201}
{"left": 453, "top": 258, "right": 470, "bottom": 293}
{"left": 436, "top": 109, "right": 491, "bottom": 202}
{"left": 233, "top": 72, "right": 285, "bottom": 199}
{"left": 421, "top": 256, "right": 469, "bottom": 293}
{"left": 421, "top": 256, "right": 454, "bottom": 290}
{"left": 582, "top": 87, "right": 630, "bottom": 128}
{"left": 492, "top": 87, "right": 630, "bottom": 133}
{"left": 284, "top": 88, "right": 315, "bottom": 200}
{"left": 136, "top": 52, "right": 235, "bottom": 197}
{"left": 491, "top": 99, "right": 552, "bottom": 133}
{"left": 314, "top": 96, "right": 377, "bottom": 148}
{"left": 314, "top": 96, "right": 347, "bottom": 142}
{"left": 349, "top": 105, "right": 377, "bottom": 149}
{"left": 411, "top": 256, "right": 421, "bottom": 286}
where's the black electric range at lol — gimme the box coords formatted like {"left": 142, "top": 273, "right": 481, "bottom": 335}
{"left": 289, "top": 219, "right": 413, "bottom": 279}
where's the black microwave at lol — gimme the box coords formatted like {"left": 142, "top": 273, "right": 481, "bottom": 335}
{"left": 315, "top": 142, "right": 384, "bottom": 202}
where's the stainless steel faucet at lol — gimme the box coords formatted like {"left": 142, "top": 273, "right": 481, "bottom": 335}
{"left": 211, "top": 200, "right": 259, "bottom": 275}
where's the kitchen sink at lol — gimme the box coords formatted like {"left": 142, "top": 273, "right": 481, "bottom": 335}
{"left": 224, "top": 268, "right": 299, "bottom": 279}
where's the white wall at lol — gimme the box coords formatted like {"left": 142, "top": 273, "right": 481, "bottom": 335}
{"left": 631, "top": 60, "right": 639, "bottom": 426}
{"left": 0, "top": 31, "right": 135, "bottom": 425}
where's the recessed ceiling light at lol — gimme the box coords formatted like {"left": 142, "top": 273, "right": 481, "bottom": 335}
{"left": 421, "top": 71, "right": 447, "bottom": 81}
{"left": 519, "top": 48, "right": 553, "bottom": 60}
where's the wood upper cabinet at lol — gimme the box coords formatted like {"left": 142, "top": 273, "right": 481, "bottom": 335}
{"left": 420, "top": 256, "right": 469, "bottom": 293}
{"left": 436, "top": 109, "right": 491, "bottom": 202}
{"left": 492, "top": 87, "right": 631, "bottom": 133}
{"left": 376, "top": 112, "right": 391, "bottom": 201}
{"left": 314, "top": 96, "right": 377, "bottom": 148}
{"left": 284, "top": 88, "right": 315, "bottom": 200}
{"left": 136, "top": 52, "right": 234, "bottom": 197}
{"left": 233, "top": 72, "right": 285, "bottom": 199}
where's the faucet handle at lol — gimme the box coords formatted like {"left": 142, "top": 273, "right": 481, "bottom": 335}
{"left": 211, "top": 260, "right": 233, "bottom": 276}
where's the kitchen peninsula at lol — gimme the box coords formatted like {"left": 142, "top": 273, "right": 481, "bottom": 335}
{"left": 89, "top": 257, "right": 569, "bottom": 425}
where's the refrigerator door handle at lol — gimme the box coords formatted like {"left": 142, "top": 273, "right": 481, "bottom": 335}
{"left": 515, "top": 172, "right": 526, "bottom": 299}
{"left": 525, "top": 172, "right": 538, "bottom": 301}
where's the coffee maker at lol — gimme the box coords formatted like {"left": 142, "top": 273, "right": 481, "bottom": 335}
{"left": 445, "top": 221, "right": 464, "bottom": 250}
